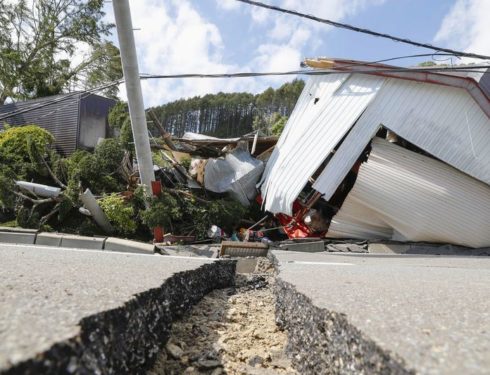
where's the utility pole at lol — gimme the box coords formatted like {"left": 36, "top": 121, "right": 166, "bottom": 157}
{"left": 112, "top": 0, "right": 155, "bottom": 191}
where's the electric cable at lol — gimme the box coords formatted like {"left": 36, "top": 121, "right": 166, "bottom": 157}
{"left": 140, "top": 64, "right": 490, "bottom": 80}
{"left": 234, "top": 0, "right": 490, "bottom": 60}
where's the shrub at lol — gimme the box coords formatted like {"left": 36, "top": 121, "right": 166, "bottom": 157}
{"left": 0, "top": 125, "right": 54, "bottom": 158}
{"left": 94, "top": 138, "right": 125, "bottom": 172}
{"left": 140, "top": 192, "right": 182, "bottom": 228}
{"left": 99, "top": 193, "right": 137, "bottom": 235}
{"left": 65, "top": 148, "right": 124, "bottom": 195}
{"left": 0, "top": 125, "right": 55, "bottom": 181}
{"left": 178, "top": 196, "right": 247, "bottom": 238}
{"left": 0, "top": 171, "right": 15, "bottom": 211}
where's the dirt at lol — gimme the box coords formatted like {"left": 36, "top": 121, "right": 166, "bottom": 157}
{"left": 148, "top": 258, "right": 297, "bottom": 375}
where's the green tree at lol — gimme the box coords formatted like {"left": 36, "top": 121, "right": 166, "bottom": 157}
{"left": 0, "top": 0, "right": 120, "bottom": 104}
{"left": 270, "top": 113, "right": 288, "bottom": 135}
{"left": 149, "top": 79, "right": 304, "bottom": 138}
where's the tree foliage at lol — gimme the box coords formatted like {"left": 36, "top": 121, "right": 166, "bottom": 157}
{"left": 0, "top": 124, "right": 54, "bottom": 158}
{"left": 0, "top": 124, "right": 56, "bottom": 183}
{"left": 63, "top": 142, "right": 125, "bottom": 196}
{"left": 140, "top": 192, "right": 182, "bottom": 228}
{"left": 270, "top": 113, "right": 288, "bottom": 136}
{"left": 0, "top": 0, "right": 121, "bottom": 103}
{"left": 99, "top": 193, "right": 137, "bottom": 235}
{"left": 108, "top": 101, "right": 129, "bottom": 130}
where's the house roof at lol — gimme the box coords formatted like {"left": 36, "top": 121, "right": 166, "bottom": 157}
{"left": 303, "top": 58, "right": 490, "bottom": 119}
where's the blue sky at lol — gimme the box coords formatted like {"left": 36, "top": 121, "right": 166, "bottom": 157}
{"left": 103, "top": 0, "right": 490, "bottom": 106}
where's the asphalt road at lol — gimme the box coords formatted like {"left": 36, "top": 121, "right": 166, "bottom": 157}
{"left": 0, "top": 244, "right": 218, "bottom": 370}
{"left": 273, "top": 251, "right": 490, "bottom": 374}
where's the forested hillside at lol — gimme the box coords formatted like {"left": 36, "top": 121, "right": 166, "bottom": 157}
{"left": 149, "top": 79, "right": 304, "bottom": 137}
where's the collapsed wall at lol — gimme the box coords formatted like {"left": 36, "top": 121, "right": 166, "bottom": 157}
{"left": 327, "top": 138, "right": 490, "bottom": 248}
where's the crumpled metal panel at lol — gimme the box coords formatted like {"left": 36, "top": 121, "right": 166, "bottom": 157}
{"left": 204, "top": 149, "right": 264, "bottom": 206}
{"left": 313, "top": 77, "right": 490, "bottom": 200}
{"left": 359, "top": 78, "right": 490, "bottom": 184}
{"left": 312, "top": 108, "right": 381, "bottom": 201}
{"left": 260, "top": 74, "right": 384, "bottom": 214}
{"left": 326, "top": 194, "right": 392, "bottom": 240}
{"left": 327, "top": 138, "right": 490, "bottom": 248}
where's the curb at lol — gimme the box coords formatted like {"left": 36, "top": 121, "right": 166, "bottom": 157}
{"left": 0, "top": 228, "right": 156, "bottom": 255}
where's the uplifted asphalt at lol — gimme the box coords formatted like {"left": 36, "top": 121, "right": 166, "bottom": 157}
{"left": 0, "top": 244, "right": 225, "bottom": 371}
{"left": 273, "top": 251, "right": 490, "bottom": 374}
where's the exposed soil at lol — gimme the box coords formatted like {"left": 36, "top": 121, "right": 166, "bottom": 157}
{"left": 148, "top": 258, "right": 297, "bottom": 375}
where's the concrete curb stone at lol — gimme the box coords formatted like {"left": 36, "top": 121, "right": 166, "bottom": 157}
{"left": 104, "top": 237, "right": 156, "bottom": 254}
{"left": 60, "top": 234, "right": 105, "bottom": 250}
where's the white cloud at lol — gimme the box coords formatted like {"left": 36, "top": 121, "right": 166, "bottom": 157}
{"left": 246, "top": 0, "right": 385, "bottom": 86}
{"left": 215, "top": 0, "right": 241, "bottom": 11}
{"left": 434, "top": 0, "right": 490, "bottom": 63}
{"left": 115, "top": 0, "right": 251, "bottom": 106}
{"left": 250, "top": 7, "right": 270, "bottom": 24}
{"left": 108, "top": 0, "right": 386, "bottom": 106}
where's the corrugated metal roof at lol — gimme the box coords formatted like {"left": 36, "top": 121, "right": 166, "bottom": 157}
{"left": 260, "top": 74, "right": 384, "bottom": 214}
{"left": 303, "top": 58, "right": 490, "bottom": 118}
{"left": 327, "top": 138, "right": 490, "bottom": 248}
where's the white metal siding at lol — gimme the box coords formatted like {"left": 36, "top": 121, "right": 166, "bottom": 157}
{"left": 312, "top": 109, "right": 381, "bottom": 200}
{"left": 314, "top": 76, "right": 490, "bottom": 199}
{"left": 259, "top": 74, "right": 348, "bottom": 193}
{"left": 327, "top": 194, "right": 393, "bottom": 239}
{"left": 260, "top": 74, "right": 384, "bottom": 214}
{"left": 361, "top": 78, "right": 490, "bottom": 184}
{"left": 327, "top": 138, "right": 490, "bottom": 248}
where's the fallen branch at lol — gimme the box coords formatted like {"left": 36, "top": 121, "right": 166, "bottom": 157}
{"left": 40, "top": 156, "right": 67, "bottom": 189}
{"left": 14, "top": 191, "right": 59, "bottom": 205}
{"left": 40, "top": 204, "right": 60, "bottom": 225}
{"left": 167, "top": 188, "right": 212, "bottom": 204}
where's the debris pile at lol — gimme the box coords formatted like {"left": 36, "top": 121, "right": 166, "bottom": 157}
{"left": 4, "top": 58, "right": 490, "bottom": 250}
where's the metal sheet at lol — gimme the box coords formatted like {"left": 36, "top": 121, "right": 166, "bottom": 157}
{"left": 312, "top": 110, "right": 381, "bottom": 200}
{"left": 326, "top": 194, "right": 392, "bottom": 240}
{"left": 204, "top": 149, "right": 264, "bottom": 206}
{"left": 260, "top": 74, "right": 384, "bottom": 214}
{"left": 360, "top": 78, "right": 490, "bottom": 184}
{"left": 314, "top": 76, "right": 490, "bottom": 199}
{"left": 327, "top": 138, "right": 490, "bottom": 248}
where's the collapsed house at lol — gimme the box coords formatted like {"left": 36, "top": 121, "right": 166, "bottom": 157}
{"left": 259, "top": 58, "right": 490, "bottom": 248}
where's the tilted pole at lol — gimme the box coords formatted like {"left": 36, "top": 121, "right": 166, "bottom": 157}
{"left": 112, "top": 0, "right": 155, "bottom": 191}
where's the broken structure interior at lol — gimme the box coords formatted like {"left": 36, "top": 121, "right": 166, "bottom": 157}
{"left": 259, "top": 58, "right": 490, "bottom": 248}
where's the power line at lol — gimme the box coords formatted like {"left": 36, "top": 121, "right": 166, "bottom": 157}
{"left": 234, "top": 0, "right": 490, "bottom": 61}
{"left": 140, "top": 65, "right": 490, "bottom": 80}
